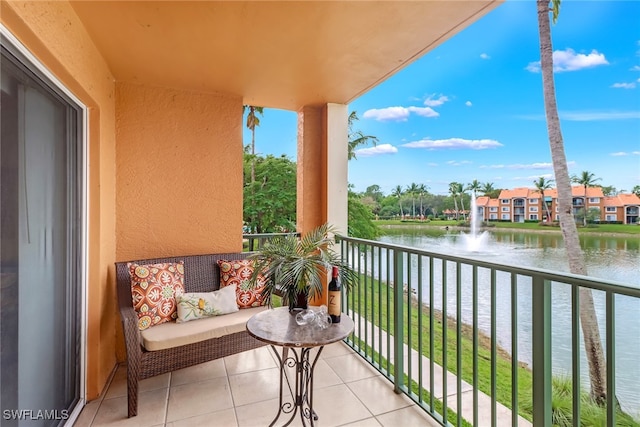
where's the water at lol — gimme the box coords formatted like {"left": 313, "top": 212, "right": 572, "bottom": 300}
{"left": 463, "top": 193, "right": 490, "bottom": 252}
{"left": 376, "top": 225, "right": 640, "bottom": 415}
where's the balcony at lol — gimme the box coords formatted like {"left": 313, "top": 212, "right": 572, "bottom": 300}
{"left": 74, "top": 342, "right": 438, "bottom": 427}
{"left": 334, "top": 236, "right": 639, "bottom": 426}
{"left": 75, "top": 234, "right": 640, "bottom": 426}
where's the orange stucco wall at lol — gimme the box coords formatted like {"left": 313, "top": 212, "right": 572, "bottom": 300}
{"left": 115, "top": 82, "right": 243, "bottom": 261}
{"left": 297, "top": 105, "right": 329, "bottom": 306}
{"left": 297, "top": 105, "right": 327, "bottom": 234}
{"left": 1, "top": 0, "right": 117, "bottom": 400}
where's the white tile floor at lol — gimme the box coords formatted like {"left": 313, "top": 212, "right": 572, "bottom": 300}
{"left": 73, "top": 342, "right": 440, "bottom": 427}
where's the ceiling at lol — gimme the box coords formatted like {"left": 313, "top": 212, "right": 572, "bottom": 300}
{"left": 70, "top": 1, "right": 502, "bottom": 111}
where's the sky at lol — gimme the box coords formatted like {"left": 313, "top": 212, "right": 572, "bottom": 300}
{"left": 244, "top": 0, "right": 640, "bottom": 196}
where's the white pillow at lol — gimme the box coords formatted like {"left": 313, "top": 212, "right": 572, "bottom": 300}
{"left": 176, "top": 284, "right": 239, "bottom": 323}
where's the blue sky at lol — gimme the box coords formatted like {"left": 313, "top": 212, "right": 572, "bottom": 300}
{"left": 244, "top": 0, "right": 640, "bottom": 196}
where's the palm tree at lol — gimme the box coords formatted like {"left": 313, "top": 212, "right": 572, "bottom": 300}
{"left": 466, "top": 179, "right": 482, "bottom": 197}
{"left": 418, "top": 184, "right": 429, "bottom": 219}
{"left": 392, "top": 185, "right": 404, "bottom": 218}
{"left": 406, "top": 183, "right": 420, "bottom": 218}
{"left": 571, "top": 170, "right": 602, "bottom": 226}
{"left": 481, "top": 182, "right": 496, "bottom": 197}
{"left": 537, "top": 0, "right": 606, "bottom": 404}
{"left": 533, "top": 176, "right": 555, "bottom": 222}
{"left": 633, "top": 185, "right": 640, "bottom": 198}
{"left": 455, "top": 182, "right": 467, "bottom": 220}
{"left": 243, "top": 105, "right": 264, "bottom": 184}
{"left": 348, "top": 111, "right": 379, "bottom": 160}
{"left": 448, "top": 182, "right": 460, "bottom": 220}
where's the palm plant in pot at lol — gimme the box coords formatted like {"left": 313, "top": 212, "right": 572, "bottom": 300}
{"left": 248, "top": 223, "right": 358, "bottom": 312}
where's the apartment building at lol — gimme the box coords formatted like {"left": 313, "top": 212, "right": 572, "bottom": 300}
{"left": 487, "top": 186, "right": 639, "bottom": 224}
{"left": 603, "top": 194, "right": 640, "bottom": 224}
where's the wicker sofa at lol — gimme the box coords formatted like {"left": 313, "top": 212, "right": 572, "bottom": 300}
{"left": 115, "top": 252, "right": 267, "bottom": 417}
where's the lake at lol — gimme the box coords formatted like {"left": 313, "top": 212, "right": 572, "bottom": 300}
{"left": 376, "top": 225, "right": 640, "bottom": 415}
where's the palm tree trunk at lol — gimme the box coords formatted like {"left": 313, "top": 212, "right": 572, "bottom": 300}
{"left": 583, "top": 184, "right": 588, "bottom": 226}
{"left": 453, "top": 198, "right": 459, "bottom": 220}
{"left": 541, "top": 190, "right": 552, "bottom": 221}
{"left": 250, "top": 116, "right": 256, "bottom": 184}
{"left": 537, "top": 0, "right": 607, "bottom": 403}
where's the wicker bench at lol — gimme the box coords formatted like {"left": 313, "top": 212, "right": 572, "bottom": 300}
{"left": 115, "top": 252, "right": 267, "bottom": 417}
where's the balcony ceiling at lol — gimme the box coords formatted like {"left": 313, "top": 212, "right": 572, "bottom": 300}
{"left": 70, "top": 1, "right": 501, "bottom": 111}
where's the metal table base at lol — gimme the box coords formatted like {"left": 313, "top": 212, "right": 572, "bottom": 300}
{"left": 269, "top": 345, "right": 324, "bottom": 427}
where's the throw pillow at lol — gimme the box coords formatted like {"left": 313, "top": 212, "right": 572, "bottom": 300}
{"left": 129, "top": 261, "right": 185, "bottom": 330}
{"left": 176, "top": 284, "right": 239, "bottom": 323}
{"left": 217, "top": 259, "right": 266, "bottom": 309}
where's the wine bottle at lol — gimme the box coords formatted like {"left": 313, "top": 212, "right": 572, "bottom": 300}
{"left": 328, "top": 266, "right": 341, "bottom": 323}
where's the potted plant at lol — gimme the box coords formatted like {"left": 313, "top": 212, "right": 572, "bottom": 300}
{"left": 248, "top": 223, "right": 358, "bottom": 312}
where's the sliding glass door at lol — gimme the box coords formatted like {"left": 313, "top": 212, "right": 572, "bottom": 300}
{"left": 1, "top": 36, "right": 84, "bottom": 426}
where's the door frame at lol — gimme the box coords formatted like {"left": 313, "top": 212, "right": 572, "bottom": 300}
{"left": 1, "top": 23, "right": 89, "bottom": 424}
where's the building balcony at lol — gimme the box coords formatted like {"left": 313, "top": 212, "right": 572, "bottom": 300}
{"left": 75, "top": 342, "right": 438, "bottom": 427}
{"left": 76, "top": 234, "right": 639, "bottom": 427}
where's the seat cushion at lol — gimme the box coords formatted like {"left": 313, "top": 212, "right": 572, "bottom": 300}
{"left": 140, "top": 306, "right": 267, "bottom": 351}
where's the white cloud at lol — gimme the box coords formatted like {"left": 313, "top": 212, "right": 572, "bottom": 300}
{"left": 354, "top": 143, "right": 398, "bottom": 157}
{"left": 611, "top": 82, "right": 636, "bottom": 89}
{"left": 517, "top": 111, "right": 640, "bottom": 121}
{"left": 631, "top": 65, "right": 640, "bottom": 71}
{"left": 481, "top": 161, "right": 576, "bottom": 170}
{"left": 407, "top": 106, "right": 439, "bottom": 118}
{"left": 446, "top": 160, "right": 472, "bottom": 166}
{"left": 514, "top": 173, "right": 555, "bottom": 181}
{"left": 362, "top": 106, "right": 438, "bottom": 121}
{"left": 402, "top": 137, "right": 502, "bottom": 150}
{"left": 363, "top": 107, "right": 410, "bottom": 121}
{"left": 480, "top": 53, "right": 490, "bottom": 60}
{"left": 508, "top": 162, "right": 554, "bottom": 170}
{"left": 633, "top": 151, "right": 640, "bottom": 155}
{"left": 526, "top": 48, "right": 609, "bottom": 73}
{"left": 610, "top": 152, "right": 628, "bottom": 156}
{"left": 465, "top": 101, "right": 473, "bottom": 107}
{"left": 423, "top": 95, "right": 449, "bottom": 107}
{"left": 561, "top": 111, "right": 640, "bottom": 121}
{"left": 427, "top": 162, "right": 439, "bottom": 167}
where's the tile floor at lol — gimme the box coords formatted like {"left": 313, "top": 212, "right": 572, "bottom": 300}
{"left": 73, "top": 342, "right": 440, "bottom": 427}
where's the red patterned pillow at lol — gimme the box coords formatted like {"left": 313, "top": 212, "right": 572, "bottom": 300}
{"left": 128, "top": 261, "right": 185, "bottom": 330}
{"left": 217, "top": 259, "right": 266, "bottom": 309}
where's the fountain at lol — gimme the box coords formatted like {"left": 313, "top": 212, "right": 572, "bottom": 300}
{"left": 461, "top": 193, "right": 490, "bottom": 252}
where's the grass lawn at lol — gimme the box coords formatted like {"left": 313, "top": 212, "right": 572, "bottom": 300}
{"left": 347, "top": 275, "right": 640, "bottom": 426}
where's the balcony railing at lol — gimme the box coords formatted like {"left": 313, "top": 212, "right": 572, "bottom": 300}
{"left": 243, "top": 232, "right": 640, "bottom": 426}
{"left": 243, "top": 232, "right": 299, "bottom": 251}
{"left": 336, "top": 235, "right": 640, "bottom": 427}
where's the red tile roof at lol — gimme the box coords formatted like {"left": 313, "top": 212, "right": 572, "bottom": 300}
{"left": 604, "top": 194, "right": 640, "bottom": 207}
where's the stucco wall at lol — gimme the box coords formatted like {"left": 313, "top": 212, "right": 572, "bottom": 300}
{"left": 297, "top": 105, "right": 327, "bottom": 233}
{"left": 1, "top": 0, "right": 117, "bottom": 400}
{"left": 115, "top": 82, "right": 243, "bottom": 261}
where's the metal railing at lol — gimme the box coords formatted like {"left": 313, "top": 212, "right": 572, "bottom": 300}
{"left": 336, "top": 234, "right": 640, "bottom": 427}
{"left": 242, "top": 232, "right": 299, "bottom": 251}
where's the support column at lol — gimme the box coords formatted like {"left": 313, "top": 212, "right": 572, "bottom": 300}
{"left": 297, "top": 103, "right": 348, "bottom": 305}
{"left": 325, "top": 103, "right": 348, "bottom": 236}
